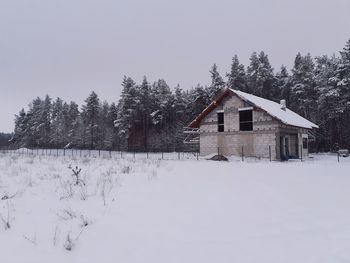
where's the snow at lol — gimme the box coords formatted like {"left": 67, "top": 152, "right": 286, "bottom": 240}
{"left": 1, "top": 153, "right": 350, "bottom": 262}
{"left": 230, "top": 89, "right": 319, "bottom": 129}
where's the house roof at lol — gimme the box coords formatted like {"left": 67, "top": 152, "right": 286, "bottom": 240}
{"left": 188, "top": 88, "right": 319, "bottom": 129}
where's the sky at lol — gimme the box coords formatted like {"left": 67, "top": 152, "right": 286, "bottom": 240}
{"left": 1, "top": 0, "right": 350, "bottom": 133}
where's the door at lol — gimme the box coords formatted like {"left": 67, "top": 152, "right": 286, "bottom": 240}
{"left": 285, "top": 137, "right": 289, "bottom": 158}
{"left": 280, "top": 136, "right": 290, "bottom": 160}
{"left": 280, "top": 136, "right": 284, "bottom": 159}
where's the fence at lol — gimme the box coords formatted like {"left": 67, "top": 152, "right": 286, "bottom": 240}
{"left": 0, "top": 146, "right": 337, "bottom": 162}
{"left": 0, "top": 148, "right": 200, "bottom": 161}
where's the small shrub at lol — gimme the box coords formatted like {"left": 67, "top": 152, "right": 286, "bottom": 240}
{"left": 0, "top": 214, "right": 10, "bottom": 230}
{"left": 0, "top": 201, "right": 11, "bottom": 230}
{"left": 63, "top": 233, "right": 74, "bottom": 251}
{"left": 68, "top": 165, "right": 84, "bottom": 186}
{"left": 121, "top": 165, "right": 131, "bottom": 174}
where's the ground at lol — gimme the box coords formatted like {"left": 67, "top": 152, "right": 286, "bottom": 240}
{"left": 0, "top": 153, "right": 349, "bottom": 263}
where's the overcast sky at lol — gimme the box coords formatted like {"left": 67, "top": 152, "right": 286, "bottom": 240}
{"left": 1, "top": 0, "right": 350, "bottom": 132}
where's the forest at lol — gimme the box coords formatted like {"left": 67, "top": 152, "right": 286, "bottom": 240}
{"left": 9, "top": 39, "right": 350, "bottom": 152}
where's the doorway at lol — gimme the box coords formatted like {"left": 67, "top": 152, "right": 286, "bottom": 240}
{"left": 280, "top": 136, "right": 290, "bottom": 160}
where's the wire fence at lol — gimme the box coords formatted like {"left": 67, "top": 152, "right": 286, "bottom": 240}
{"left": 0, "top": 148, "right": 201, "bottom": 161}
{"left": 0, "top": 146, "right": 342, "bottom": 162}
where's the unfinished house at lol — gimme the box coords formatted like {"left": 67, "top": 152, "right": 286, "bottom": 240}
{"left": 187, "top": 88, "right": 318, "bottom": 160}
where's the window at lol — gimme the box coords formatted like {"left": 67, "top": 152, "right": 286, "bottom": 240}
{"left": 217, "top": 112, "right": 224, "bottom": 132}
{"left": 303, "top": 138, "right": 308, "bottom": 149}
{"left": 239, "top": 110, "right": 253, "bottom": 131}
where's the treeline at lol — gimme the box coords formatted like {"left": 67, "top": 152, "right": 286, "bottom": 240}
{"left": 11, "top": 78, "right": 211, "bottom": 151}
{"left": 12, "top": 39, "right": 350, "bottom": 152}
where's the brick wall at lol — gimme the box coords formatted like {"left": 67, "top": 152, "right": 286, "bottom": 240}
{"left": 199, "top": 93, "right": 279, "bottom": 159}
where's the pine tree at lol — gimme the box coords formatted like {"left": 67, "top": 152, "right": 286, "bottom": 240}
{"left": 40, "top": 95, "right": 52, "bottom": 147}
{"left": 246, "top": 52, "right": 260, "bottom": 94}
{"left": 276, "top": 65, "right": 290, "bottom": 102}
{"left": 336, "top": 39, "right": 350, "bottom": 148}
{"left": 247, "top": 51, "right": 275, "bottom": 99}
{"left": 51, "top": 98, "right": 65, "bottom": 147}
{"left": 98, "top": 101, "right": 113, "bottom": 149}
{"left": 208, "top": 64, "right": 225, "bottom": 100}
{"left": 108, "top": 102, "right": 119, "bottom": 149}
{"left": 67, "top": 101, "right": 82, "bottom": 148}
{"left": 138, "top": 77, "right": 152, "bottom": 151}
{"left": 173, "top": 86, "right": 189, "bottom": 149}
{"left": 115, "top": 76, "right": 137, "bottom": 150}
{"left": 338, "top": 39, "right": 350, "bottom": 109}
{"left": 190, "top": 84, "right": 210, "bottom": 119}
{"left": 226, "top": 55, "right": 247, "bottom": 91}
{"left": 26, "top": 97, "right": 45, "bottom": 147}
{"left": 314, "top": 55, "right": 342, "bottom": 150}
{"left": 13, "top": 109, "right": 28, "bottom": 147}
{"left": 82, "top": 91, "right": 101, "bottom": 149}
{"left": 150, "top": 79, "right": 176, "bottom": 150}
{"left": 290, "top": 53, "right": 317, "bottom": 120}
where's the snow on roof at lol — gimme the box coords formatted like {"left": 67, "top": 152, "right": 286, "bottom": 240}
{"left": 230, "top": 89, "right": 319, "bottom": 129}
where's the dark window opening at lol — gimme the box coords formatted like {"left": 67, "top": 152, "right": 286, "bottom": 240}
{"left": 217, "top": 112, "right": 224, "bottom": 132}
{"left": 239, "top": 110, "right": 253, "bottom": 131}
{"left": 303, "top": 138, "right": 308, "bottom": 149}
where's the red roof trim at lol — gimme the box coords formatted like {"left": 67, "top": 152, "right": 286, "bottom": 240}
{"left": 188, "top": 89, "right": 232, "bottom": 128}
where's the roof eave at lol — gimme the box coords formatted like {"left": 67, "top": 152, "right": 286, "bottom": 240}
{"left": 187, "top": 88, "right": 232, "bottom": 128}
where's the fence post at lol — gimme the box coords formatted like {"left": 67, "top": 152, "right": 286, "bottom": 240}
{"left": 63, "top": 149, "right": 65, "bottom": 156}
{"left": 269, "top": 145, "right": 271, "bottom": 162}
{"left": 338, "top": 151, "right": 340, "bottom": 163}
{"left": 178, "top": 152, "right": 180, "bottom": 160}
{"left": 120, "top": 150, "right": 123, "bottom": 159}
{"left": 133, "top": 150, "right": 135, "bottom": 159}
{"left": 109, "top": 150, "right": 111, "bottom": 158}
{"left": 196, "top": 151, "right": 199, "bottom": 160}
{"left": 241, "top": 146, "right": 244, "bottom": 162}
{"left": 300, "top": 145, "right": 303, "bottom": 162}
{"left": 162, "top": 151, "right": 163, "bottom": 160}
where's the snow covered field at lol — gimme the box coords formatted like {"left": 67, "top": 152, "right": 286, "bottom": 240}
{"left": 0, "top": 153, "right": 350, "bottom": 263}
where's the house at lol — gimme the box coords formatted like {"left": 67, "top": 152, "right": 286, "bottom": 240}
{"left": 187, "top": 88, "right": 318, "bottom": 160}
